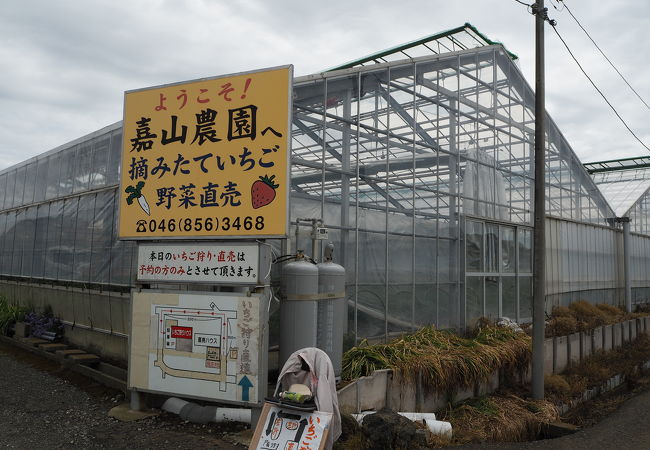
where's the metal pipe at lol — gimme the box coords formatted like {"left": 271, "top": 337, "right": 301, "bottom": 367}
{"left": 622, "top": 218, "right": 632, "bottom": 312}
{"left": 532, "top": 0, "right": 547, "bottom": 400}
{"left": 60, "top": 320, "right": 128, "bottom": 338}
{"left": 129, "top": 390, "right": 142, "bottom": 411}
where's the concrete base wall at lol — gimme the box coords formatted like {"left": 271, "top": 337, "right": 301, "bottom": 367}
{"left": 0, "top": 280, "right": 130, "bottom": 362}
{"left": 337, "top": 318, "right": 650, "bottom": 414}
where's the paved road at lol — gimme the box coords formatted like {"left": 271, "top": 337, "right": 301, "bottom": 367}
{"left": 0, "top": 341, "right": 246, "bottom": 449}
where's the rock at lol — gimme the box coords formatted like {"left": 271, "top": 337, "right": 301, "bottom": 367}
{"left": 497, "top": 317, "right": 524, "bottom": 333}
{"left": 361, "top": 408, "right": 428, "bottom": 450}
{"left": 337, "top": 413, "right": 362, "bottom": 443}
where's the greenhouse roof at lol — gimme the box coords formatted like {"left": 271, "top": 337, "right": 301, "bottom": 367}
{"left": 326, "top": 22, "right": 518, "bottom": 72}
{"left": 587, "top": 156, "right": 650, "bottom": 217}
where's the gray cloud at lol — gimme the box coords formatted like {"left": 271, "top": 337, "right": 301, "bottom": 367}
{"left": 1, "top": 0, "right": 649, "bottom": 170}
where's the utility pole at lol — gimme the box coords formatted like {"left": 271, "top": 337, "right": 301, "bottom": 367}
{"left": 532, "top": 0, "right": 547, "bottom": 400}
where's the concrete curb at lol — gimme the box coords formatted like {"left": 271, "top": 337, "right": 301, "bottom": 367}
{"left": 0, "top": 334, "right": 127, "bottom": 395}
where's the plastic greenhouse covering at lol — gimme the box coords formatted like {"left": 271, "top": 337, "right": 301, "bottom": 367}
{"left": 0, "top": 41, "right": 644, "bottom": 342}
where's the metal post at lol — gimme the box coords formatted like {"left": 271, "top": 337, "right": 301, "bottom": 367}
{"left": 129, "top": 389, "right": 142, "bottom": 411}
{"left": 253, "top": 242, "right": 272, "bottom": 429}
{"left": 449, "top": 98, "right": 460, "bottom": 331}
{"left": 532, "top": 0, "right": 547, "bottom": 400}
{"left": 622, "top": 218, "right": 632, "bottom": 312}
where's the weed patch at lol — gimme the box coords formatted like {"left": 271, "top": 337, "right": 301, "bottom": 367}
{"left": 341, "top": 325, "right": 531, "bottom": 391}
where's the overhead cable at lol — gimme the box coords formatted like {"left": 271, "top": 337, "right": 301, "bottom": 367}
{"left": 555, "top": 0, "right": 650, "bottom": 112}
{"left": 550, "top": 24, "right": 650, "bottom": 152}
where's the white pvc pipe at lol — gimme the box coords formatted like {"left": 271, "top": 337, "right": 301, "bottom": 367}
{"left": 398, "top": 412, "right": 437, "bottom": 422}
{"left": 424, "top": 419, "right": 452, "bottom": 439}
{"left": 215, "top": 407, "right": 252, "bottom": 423}
{"left": 162, "top": 397, "right": 251, "bottom": 424}
{"left": 162, "top": 397, "right": 188, "bottom": 415}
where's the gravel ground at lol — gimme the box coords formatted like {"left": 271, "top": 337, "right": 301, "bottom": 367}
{"left": 5, "top": 337, "right": 650, "bottom": 450}
{"left": 0, "top": 341, "right": 247, "bottom": 449}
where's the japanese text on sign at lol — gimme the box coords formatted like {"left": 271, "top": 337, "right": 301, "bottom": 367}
{"left": 136, "top": 242, "right": 260, "bottom": 284}
{"left": 119, "top": 66, "right": 292, "bottom": 239}
{"left": 250, "top": 403, "right": 332, "bottom": 450}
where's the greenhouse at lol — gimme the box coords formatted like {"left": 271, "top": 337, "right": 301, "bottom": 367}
{"left": 0, "top": 24, "right": 648, "bottom": 361}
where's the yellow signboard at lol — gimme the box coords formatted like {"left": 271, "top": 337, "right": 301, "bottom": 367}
{"left": 118, "top": 66, "right": 292, "bottom": 239}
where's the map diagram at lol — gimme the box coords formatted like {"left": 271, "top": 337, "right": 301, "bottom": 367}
{"left": 153, "top": 302, "right": 238, "bottom": 391}
{"left": 131, "top": 292, "right": 260, "bottom": 404}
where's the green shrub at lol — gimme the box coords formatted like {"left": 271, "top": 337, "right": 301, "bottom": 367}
{"left": 0, "top": 296, "right": 30, "bottom": 335}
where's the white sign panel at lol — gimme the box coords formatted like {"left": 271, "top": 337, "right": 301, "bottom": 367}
{"left": 137, "top": 242, "right": 259, "bottom": 284}
{"left": 250, "top": 403, "right": 332, "bottom": 450}
{"left": 129, "top": 291, "right": 261, "bottom": 404}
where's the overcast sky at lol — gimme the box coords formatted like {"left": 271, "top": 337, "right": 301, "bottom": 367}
{"left": 1, "top": 0, "right": 649, "bottom": 170}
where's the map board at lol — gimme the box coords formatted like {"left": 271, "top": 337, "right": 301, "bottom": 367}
{"left": 118, "top": 65, "right": 292, "bottom": 239}
{"left": 136, "top": 242, "right": 260, "bottom": 284}
{"left": 129, "top": 290, "right": 264, "bottom": 404}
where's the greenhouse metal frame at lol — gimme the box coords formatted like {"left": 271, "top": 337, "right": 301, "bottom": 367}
{"left": 0, "top": 25, "right": 648, "bottom": 359}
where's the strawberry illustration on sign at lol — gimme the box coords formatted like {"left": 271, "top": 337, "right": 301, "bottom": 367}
{"left": 251, "top": 174, "right": 279, "bottom": 209}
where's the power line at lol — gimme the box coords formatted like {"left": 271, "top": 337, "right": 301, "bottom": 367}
{"left": 550, "top": 24, "right": 650, "bottom": 152}
{"left": 556, "top": 0, "right": 650, "bottom": 112}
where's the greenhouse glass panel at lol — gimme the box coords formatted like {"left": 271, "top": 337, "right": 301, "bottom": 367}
{"left": 12, "top": 209, "right": 24, "bottom": 274}
{"left": 74, "top": 142, "right": 92, "bottom": 193}
{"left": 58, "top": 146, "right": 76, "bottom": 196}
{"left": 44, "top": 200, "right": 63, "bottom": 279}
{"left": 32, "top": 204, "right": 50, "bottom": 278}
{"left": 20, "top": 206, "right": 36, "bottom": 277}
{"left": 0, "top": 213, "right": 7, "bottom": 273}
{"left": 466, "top": 220, "right": 483, "bottom": 272}
{"left": 502, "top": 276, "right": 517, "bottom": 319}
{"left": 485, "top": 223, "right": 498, "bottom": 273}
{"left": 4, "top": 171, "right": 15, "bottom": 210}
{"left": 58, "top": 197, "right": 79, "bottom": 281}
{"left": 45, "top": 153, "right": 61, "bottom": 200}
{"left": 73, "top": 194, "right": 94, "bottom": 282}
{"left": 501, "top": 225, "right": 516, "bottom": 273}
{"left": 518, "top": 228, "right": 532, "bottom": 273}
{"left": 13, "top": 166, "right": 25, "bottom": 209}
{"left": 107, "top": 130, "right": 122, "bottom": 185}
{"left": 485, "top": 275, "right": 499, "bottom": 319}
{"left": 34, "top": 157, "right": 48, "bottom": 203}
{"left": 23, "top": 163, "right": 36, "bottom": 205}
{"left": 466, "top": 276, "right": 483, "bottom": 326}
{"left": 90, "top": 136, "right": 111, "bottom": 189}
{"left": 519, "top": 276, "right": 533, "bottom": 320}
{"left": 0, "top": 174, "right": 5, "bottom": 211}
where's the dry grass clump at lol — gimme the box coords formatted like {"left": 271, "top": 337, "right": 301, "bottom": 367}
{"left": 551, "top": 305, "right": 572, "bottom": 318}
{"left": 596, "top": 303, "right": 624, "bottom": 320}
{"left": 568, "top": 300, "right": 608, "bottom": 330}
{"left": 544, "top": 374, "right": 570, "bottom": 396}
{"left": 545, "top": 300, "right": 638, "bottom": 337}
{"left": 341, "top": 325, "right": 531, "bottom": 391}
{"left": 441, "top": 394, "right": 558, "bottom": 444}
{"left": 548, "top": 316, "right": 578, "bottom": 336}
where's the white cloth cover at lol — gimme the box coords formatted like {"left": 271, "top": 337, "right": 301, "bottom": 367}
{"left": 276, "top": 347, "right": 341, "bottom": 448}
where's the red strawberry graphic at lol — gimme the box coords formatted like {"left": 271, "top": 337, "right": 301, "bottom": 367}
{"left": 251, "top": 174, "right": 279, "bottom": 209}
